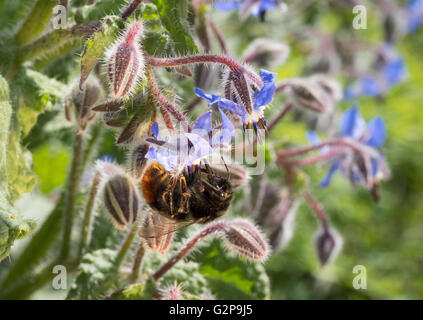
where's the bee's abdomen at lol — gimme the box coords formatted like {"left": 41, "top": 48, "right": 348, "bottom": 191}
{"left": 141, "top": 163, "right": 169, "bottom": 205}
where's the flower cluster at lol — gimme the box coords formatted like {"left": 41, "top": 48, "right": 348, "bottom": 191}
{"left": 344, "top": 44, "right": 407, "bottom": 99}
{"left": 307, "top": 105, "right": 389, "bottom": 191}
{"left": 195, "top": 69, "right": 277, "bottom": 135}
{"left": 214, "top": 0, "right": 281, "bottom": 18}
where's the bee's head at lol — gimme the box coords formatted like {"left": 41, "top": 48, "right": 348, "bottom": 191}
{"left": 206, "top": 175, "right": 233, "bottom": 206}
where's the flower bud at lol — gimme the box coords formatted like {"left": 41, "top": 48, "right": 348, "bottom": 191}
{"left": 103, "top": 174, "right": 139, "bottom": 230}
{"left": 130, "top": 144, "right": 150, "bottom": 179}
{"left": 287, "top": 78, "right": 333, "bottom": 114}
{"left": 265, "top": 189, "right": 299, "bottom": 250}
{"left": 160, "top": 282, "right": 184, "bottom": 300}
{"left": 314, "top": 227, "right": 343, "bottom": 266}
{"left": 222, "top": 219, "right": 269, "bottom": 262}
{"left": 67, "top": 76, "right": 104, "bottom": 131}
{"left": 105, "top": 21, "right": 144, "bottom": 99}
{"left": 140, "top": 212, "right": 175, "bottom": 254}
{"left": 242, "top": 38, "right": 290, "bottom": 68}
{"left": 309, "top": 74, "right": 342, "bottom": 102}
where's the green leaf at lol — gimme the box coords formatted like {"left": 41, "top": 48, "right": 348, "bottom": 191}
{"left": 73, "top": 0, "right": 128, "bottom": 24}
{"left": 120, "top": 277, "right": 157, "bottom": 300}
{"left": 0, "top": 208, "right": 37, "bottom": 262}
{"left": 150, "top": 0, "right": 198, "bottom": 55}
{"left": 67, "top": 249, "right": 120, "bottom": 300}
{"left": 13, "top": 68, "right": 66, "bottom": 136}
{"left": 194, "top": 239, "right": 271, "bottom": 300}
{"left": 79, "top": 16, "right": 123, "bottom": 88}
{"left": 0, "top": 75, "right": 36, "bottom": 262}
{"left": 140, "top": 252, "right": 210, "bottom": 298}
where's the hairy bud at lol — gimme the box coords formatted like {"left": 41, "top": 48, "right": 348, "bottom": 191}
{"left": 130, "top": 144, "right": 150, "bottom": 179}
{"left": 103, "top": 174, "right": 139, "bottom": 230}
{"left": 67, "top": 76, "right": 104, "bottom": 132}
{"left": 222, "top": 219, "right": 269, "bottom": 262}
{"left": 242, "top": 38, "right": 290, "bottom": 68}
{"left": 160, "top": 282, "right": 184, "bottom": 300}
{"left": 264, "top": 189, "right": 299, "bottom": 250}
{"left": 105, "top": 21, "right": 144, "bottom": 99}
{"left": 287, "top": 78, "right": 334, "bottom": 114}
{"left": 314, "top": 227, "right": 343, "bottom": 266}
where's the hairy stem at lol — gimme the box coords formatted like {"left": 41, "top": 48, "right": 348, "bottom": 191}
{"left": 147, "top": 54, "right": 242, "bottom": 71}
{"left": 152, "top": 222, "right": 226, "bottom": 280}
{"left": 276, "top": 138, "right": 363, "bottom": 159}
{"left": 278, "top": 148, "right": 343, "bottom": 168}
{"left": 14, "top": 0, "right": 57, "bottom": 45}
{"left": 120, "top": 0, "right": 144, "bottom": 21}
{"left": 146, "top": 66, "right": 190, "bottom": 131}
{"left": 60, "top": 132, "right": 85, "bottom": 262}
{"left": 78, "top": 171, "right": 102, "bottom": 260}
{"left": 131, "top": 242, "right": 146, "bottom": 281}
{"left": 116, "top": 223, "right": 140, "bottom": 266}
{"left": 208, "top": 19, "right": 228, "bottom": 54}
{"left": 304, "top": 192, "right": 329, "bottom": 230}
{"left": 268, "top": 103, "right": 293, "bottom": 133}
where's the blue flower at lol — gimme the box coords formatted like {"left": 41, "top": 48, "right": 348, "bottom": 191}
{"left": 145, "top": 122, "right": 213, "bottom": 172}
{"left": 214, "top": 0, "right": 278, "bottom": 17}
{"left": 192, "top": 109, "right": 235, "bottom": 147}
{"left": 307, "top": 106, "right": 388, "bottom": 189}
{"left": 406, "top": 0, "right": 423, "bottom": 33}
{"left": 195, "top": 69, "right": 276, "bottom": 133}
{"left": 344, "top": 45, "right": 407, "bottom": 100}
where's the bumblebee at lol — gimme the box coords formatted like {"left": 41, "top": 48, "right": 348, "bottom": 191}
{"left": 140, "top": 161, "right": 233, "bottom": 226}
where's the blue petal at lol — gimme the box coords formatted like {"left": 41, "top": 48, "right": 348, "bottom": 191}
{"left": 343, "top": 85, "right": 358, "bottom": 100}
{"left": 306, "top": 130, "right": 320, "bottom": 146}
{"left": 195, "top": 87, "right": 246, "bottom": 118}
{"left": 340, "top": 106, "right": 359, "bottom": 137}
{"left": 366, "top": 116, "right": 387, "bottom": 148}
{"left": 150, "top": 122, "right": 159, "bottom": 138}
{"left": 384, "top": 58, "right": 406, "bottom": 86}
{"left": 251, "top": 0, "right": 278, "bottom": 16}
{"left": 193, "top": 110, "right": 212, "bottom": 133}
{"left": 406, "top": 0, "right": 423, "bottom": 32}
{"left": 320, "top": 160, "right": 341, "bottom": 188}
{"left": 216, "top": 98, "right": 247, "bottom": 118}
{"left": 145, "top": 146, "right": 157, "bottom": 160}
{"left": 184, "top": 133, "right": 213, "bottom": 164}
{"left": 217, "top": 107, "right": 235, "bottom": 144}
{"left": 214, "top": 1, "right": 241, "bottom": 11}
{"left": 360, "top": 76, "right": 382, "bottom": 96}
{"left": 254, "top": 69, "right": 277, "bottom": 108}
{"left": 371, "top": 158, "right": 379, "bottom": 176}
{"left": 194, "top": 87, "right": 221, "bottom": 104}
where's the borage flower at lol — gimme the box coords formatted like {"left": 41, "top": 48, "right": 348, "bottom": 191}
{"left": 195, "top": 69, "right": 276, "bottom": 138}
{"left": 307, "top": 106, "right": 390, "bottom": 195}
{"left": 214, "top": 0, "right": 280, "bottom": 18}
{"left": 145, "top": 113, "right": 235, "bottom": 173}
{"left": 344, "top": 44, "right": 407, "bottom": 100}
{"left": 406, "top": 0, "right": 423, "bottom": 33}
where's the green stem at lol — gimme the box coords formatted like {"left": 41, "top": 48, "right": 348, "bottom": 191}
{"left": 78, "top": 170, "right": 102, "bottom": 260}
{"left": 14, "top": 0, "right": 57, "bottom": 46}
{"left": 130, "top": 242, "right": 145, "bottom": 282}
{"left": 116, "top": 223, "right": 140, "bottom": 266}
{"left": 60, "top": 132, "right": 85, "bottom": 262}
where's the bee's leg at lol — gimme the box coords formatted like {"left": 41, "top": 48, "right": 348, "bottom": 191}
{"left": 131, "top": 143, "right": 150, "bottom": 179}
{"left": 176, "top": 175, "right": 190, "bottom": 215}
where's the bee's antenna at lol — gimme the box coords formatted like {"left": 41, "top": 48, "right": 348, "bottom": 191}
{"left": 221, "top": 156, "right": 231, "bottom": 181}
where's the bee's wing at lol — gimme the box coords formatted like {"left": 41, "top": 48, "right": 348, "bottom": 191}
{"left": 139, "top": 211, "right": 202, "bottom": 240}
